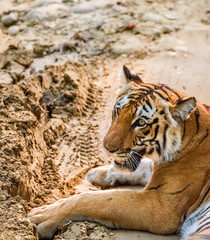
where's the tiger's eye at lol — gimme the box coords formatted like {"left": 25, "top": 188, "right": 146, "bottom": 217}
{"left": 132, "top": 118, "right": 147, "bottom": 129}
{"left": 139, "top": 119, "right": 146, "bottom": 126}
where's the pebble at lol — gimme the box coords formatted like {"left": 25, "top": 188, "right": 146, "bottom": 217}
{"left": 175, "top": 46, "right": 188, "bottom": 52}
{"left": 167, "top": 51, "right": 176, "bottom": 56}
{"left": 7, "top": 219, "right": 15, "bottom": 225}
{"left": 164, "top": 12, "right": 177, "bottom": 20}
{"left": 24, "top": 10, "right": 47, "bottom": 22}
{"left": 30, "top": 0, "right": 46, "bottom": 8}
{"left": 0, "top": 71, "right": 13, "bottom": 84}
{"left": 162, "top": 25, "right": 174, "bottom": 33}
{"left": 111, "top": 36, "right": 143, "bottom": 55}
{"left": 153, "top": 29, "right": 161, "bottom": 39}
{"left": 142, "top": 13, "right": 165, "bottom": 23}
{"left": 73, "top": 2, "right": 108, "bottom": 14}
{"left": 1, "top": 12, "right": 18, "bottom": 27}
{"left": 31, "top": 0, "right": 62, "bottom": 8}
{"left": 8, "top": 26, "right": 20, "bottom": 36}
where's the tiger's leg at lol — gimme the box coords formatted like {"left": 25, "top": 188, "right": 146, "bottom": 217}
{"left": 27, "top": 189, "right": 179, "bottom": 239}
{"left": 87, "top": 157, "right": 154, "bottom": 187}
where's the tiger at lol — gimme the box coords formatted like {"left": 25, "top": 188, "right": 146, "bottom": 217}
{"left": 28, "top": 66, "right": 210, "bottom": 240}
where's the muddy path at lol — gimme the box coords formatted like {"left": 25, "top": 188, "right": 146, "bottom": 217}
{"left": 0, "top": 0, "right": 209, "bottom": 239}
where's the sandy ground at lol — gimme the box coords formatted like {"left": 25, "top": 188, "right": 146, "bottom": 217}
{"left": 0, "top": 0, "right": 209, "bottom": 239}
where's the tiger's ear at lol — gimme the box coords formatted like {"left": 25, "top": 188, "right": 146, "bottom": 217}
{"left": 122, "top": 65, "right": 143, "bottom": 85}
{"left": 170, "top": 97, "right": 197, "bottom": 122}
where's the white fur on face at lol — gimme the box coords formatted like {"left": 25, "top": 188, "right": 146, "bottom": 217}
{"left": 118, "top": 95, "right": 130, "bottom": 108}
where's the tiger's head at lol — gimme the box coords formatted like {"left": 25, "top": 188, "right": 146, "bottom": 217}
{"left": 103, "top": 66, "right": 197, "bottom": 171}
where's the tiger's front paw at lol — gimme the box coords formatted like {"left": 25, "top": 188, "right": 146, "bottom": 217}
{"left": 27, "top": 199, "right": 66, "bottom": 239}
{"left": 87, "top": 166, "right": 125, "bottom": 187}
{"left": 106, "top": 171, "right": 125, "bottom": 186}
{"left": 87, "top": 166, "right": 112, "bottom": 187}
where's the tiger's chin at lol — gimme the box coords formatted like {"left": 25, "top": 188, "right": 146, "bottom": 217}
{"left": 114, "top": 149, "right": 146, "bottom": 171}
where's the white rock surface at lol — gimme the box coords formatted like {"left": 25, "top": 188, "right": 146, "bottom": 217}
{"left": 0, "top": 72, "right": 13, "bottom": 84}
{"left": 73, "top": 2, "right": 110, "bottom": 14}
{"left": 1, "top": 12, "right": 18, "bottom": 27}
{"left": 142, "top": 13, "right": 165, "bottom": 23}
{"left": 8, "top": 25, "right": 20, "bottom": 36}
{"left": 162, "top": 25, "right": 174, "bottom": 33}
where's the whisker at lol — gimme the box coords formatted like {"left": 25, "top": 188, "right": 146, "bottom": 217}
{"left": 131, "top": 155, "right": 138, "bottom": 165}
{"left": 131, "top": 150, "right": 142, "bottom": 157}
{"left": 129, "top": 155, "right": 138, "bottom": 170}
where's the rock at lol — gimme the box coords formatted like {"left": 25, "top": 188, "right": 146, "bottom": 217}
{"left": 25, "top": 4, "right": 68, "bottom": 21}
{"left": 1, "top": 12, "right": 18, "bottom": 27}
{"left": 164, "top": 12, "right": 177, "bottom": 20}
{"left": 174, "top": 25, "right": 183, "bottom": 31}
{"left": 153, "top": 29, "right": 161, "bottom": 39}
{"left": 8, "top": 26, "right": 20, "bottom": 36}
{"left": 162, "top": 25, "right": 174, "bottom": 34}
{"left": 57, "top": 221, "right": 113, "bottom": 239}
{"left": 31, "top": 0, "right": 62, "bottom": 8}
{"left": 175, "top": 46, "right": 188, "bottom": 52}
{"left": 0, "top": 71, "right": 13, "bottom": 84}
{"left": 167, "top": 51, "right": 176, "bottom": 57}
{"left": 24, "top": 10, "right": 47, "bottom": 22}
{"left": 111, "top": 35, "right": 144, "bottom": 55}
{"left": 30, "top": 0, "right": 46, "bottom": 8}
{"left": 142, "top": 13, "right": 165, "bottom": 23}
{"left": 94, "top": 21, "right": 106, "bottom": 29}
{"left": 73, "top": 2, "right": 108, "bottom": 14}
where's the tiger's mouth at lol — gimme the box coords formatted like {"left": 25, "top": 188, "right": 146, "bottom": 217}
{"left": 114, "top": 149, "right": 146, "bottom": 171}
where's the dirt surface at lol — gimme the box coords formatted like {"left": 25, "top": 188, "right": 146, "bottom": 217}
{"left": 0, "top": 0, "right": 209, "bottom": 239}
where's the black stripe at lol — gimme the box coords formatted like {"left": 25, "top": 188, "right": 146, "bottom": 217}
{"left": 199, "top": 129, "right": 209, "bottom": 145}
{"left": 153, "top": 90, "right": 166, "bottom": 100}
{"left": 155, "top": 141, "right": 161, "bottom": 156}
{"left": 145, "top": 84, "right": 170, "bottom": 100}
{"left": 203, "top": 104, "right": 210, "bottom": 111}
{"left": 153, "top": 118, "right": 159, "bottom": 124}
{"left": 146, "top": 117, "right": 159, "bottom": 127}
{"left": 136, "top": 89, "right": 151, "bottom": 94}
{"left": 195, "top": 108, "right": 200, "bottom": 134}
{"left": 159, "top": 85, "right": 170, "bottom": 97}
{"left": 168, "top": 183, "right": 191, "bottom": 195}
{"left": 141, "top": 115, "right": 149, "bottom": 120}
{"left": 164, "top": 85, "right": 180, "bottom": 98}
{"left": 154, "top": 125, "right": 159, "bottom": 139}
{"left": 163, "top": 124, "right": 169, "bottom": 149}
{"left": 141, "top": 85, "right": 154, "bottom": 91}
{"left": 183, "top": 211, "right": 188, "bottom": 222}
{"left": 182, "top": 121, "right": 186, "bottom": 140}
{"left": 148, "top": 148, "right": 154, "bottom": 154}
{"left": 148, "top": 184, "right": 164, "bottom": 190}
{"left": 196, "top": 221, "right": 210, "bottom": 233}
{"left": 198, "top": 188, "right": 210, "bottom": 208}
{"left": 197, "top": 206, "right": 210, "bottom": 222}
{"left": 143, "top": 129, "right": 150, "bottom": 135}
{"left": 146, "top": 99, "right": 152, "bottom": 109}
{"left": 143, "top": 105, "right": 149, "bottom": 113}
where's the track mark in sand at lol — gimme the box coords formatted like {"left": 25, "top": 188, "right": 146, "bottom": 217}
{"left": 51, "top": 82, "right": 104, "bottom": 193}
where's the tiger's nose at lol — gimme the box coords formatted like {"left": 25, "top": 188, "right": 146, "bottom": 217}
{"left": 103, "top": 135, "right": 120, "bottom": 153}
